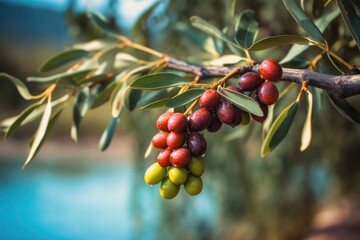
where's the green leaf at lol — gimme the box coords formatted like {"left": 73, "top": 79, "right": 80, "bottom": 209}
{"left": 234, "top": 10, "right": 259, "bottom": 48}
{"left": 23, "top": 97, "right": 52, "bottom": 168}
{"left": 4, "top": 101, "right": 42, "bottom": 139}
{"left": 261, "top": 101, "right": 299, "bottom": 157}
{"left": 140, "top": 98, "right": 172, "bottom": 109}
{"left": 90, "top": 80, "right": 117, "bottom": 109}
{"left": 71, "top": 88, "right": 90, "bottom": 142}
{"left": 0, "top": 73, "right": 33, "bottom": 100}
{"left": 130, "top": 73, "right": 189, "bottom": 90}
{"left": 165, "top": 89, "right": 205, "bottom": 108}
{"left": 337, "top": 0, "right": 360, "bottom": 49}
{"left": 132, "top": 1, "right": 160, "bottom": 33}
{"left": 282, "top": 0, "right": 325, "bottom": 43}
{"left": 87, "top": 12, "right": 120, "bottom": 38}
{"left": 77, "top": 73, "right": 110, "bottom": 85}
{"left": 27, "top": 69, "right": 95, "bottom": 84}
{"left": 300, "top": 91, "right": 313, "bottom": 152}
{"left": 218, "top": 88, "right": 263, "bottom": 116}
{"left": 248, "top": 35, "right": 314, "bottom": 51}
{"left": 39, "top": 49, "right": 89, "bottom": 72}
{"left": 99, "top": 113, "right": 122, "bottom": 151}
{"left": 189, "top": 16, "right": 243, "bottom": 51}
{"left": 0, "top": 94, "right": 70, "bottom": 132}
{"left": 280, "top": 9, "right": 340, "bottom": 63}
{"left": 327, "top": 93, "right": 360, "bottom": 124}
{"left": 125, "top": 89, "right": 142, "bottom": 111}
{"left": 111, "top": 83, "right": 127, "bottom": 118}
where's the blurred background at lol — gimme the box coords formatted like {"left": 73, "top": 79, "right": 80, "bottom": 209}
{"left": 0, "top": 0, "right": 360, "bottom": 239}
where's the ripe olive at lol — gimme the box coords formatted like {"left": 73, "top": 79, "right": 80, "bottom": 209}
{"left": 187, "top": 132, "right": 207, "bottom": 156}
{"left": 156, "top": 112, "right": 174, "bottom": 131}
{"left": 184, "top": 175, "right": 203, "bottom": 196}
{"left": 257, "top": 81, "right": 279, "bottom": 105}
{"left": 151, "top": 131, "right": 169, "bottom": 149}
{"left": 251, "top": 102, "right": 268, "bottom": 123}
{"left": 159, "top": 177, "right": 180, "bottom": 199}
{"left": 216, "top": 101, "right": 238, "bottom": 126}
{"left": 170, "top": 147, "right": 192, "bottom": 167}
{"left": 259, "top": 59, "right": 283, "bottom": 82}
{"left": 188, "top": 108, "right": 213, "bottom": 132}
{"left": 157, "top": 147, "right": 172, "bottom": 167}
{"left": 167, "top": 113, "right": 188, "bottom": 132}
{"left": 199, "top": 89, "right": 220, "bottom": 109}
{"left": 207, "top": 113, "right": 222, "bottom": 132}
{"left": 168, "top": 166, "right": 188, "bottom": 185}
{"left": 238, "top": 72, "right": 263, "bottom": 91}
{"left": 166, "top": 131, "right": 186, "bottom": 149}
{"left": 144, "top": 162, "right": 167, "bottom": 185}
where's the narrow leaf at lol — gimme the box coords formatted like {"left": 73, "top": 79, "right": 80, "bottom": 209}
{"left": 125, "top": 89, "right": 142, "bottom": 111}
{"left": 5, "top": 101, "right": 42, "bottom": 139}
{"left": 0, "top": 73, "right": 33, "bottom": 100}
{"left": 189, "top": 16, "right": 243, "bottom": 50}
{"left": 23, "top": 97, "right": 52, "bottom": 168}
{"left": 87, "top": 12, "right": 120, "bottom": 38}
{"left": 234, "top": 10, "right": 259, "bottom": 48}
{"left": 130, "top": 73, "right": 189, "bottom": 90}
{"left": 300, "top": 91, "right": 313, "bottom": 151}
{"left": 39, "top": 49, "right": 89, "bottom": 72}
{"left": 165, "top": 89, "right": 205, "bottom": 108}
{"left": 28, "top": 69, "right": 95, "bottom": 84}
{"left": 218, "top": 88, "right": 263, "bottom": 116}
{"left": 248, "top": 35, "right": 314, "bottom": 51}
{"left": 280, "top": 9, "right": 340, "bottom": 63}
{"left": 140, "top": 98, "right": 172, "bottom": 109}
{"left": 327, "top": 93, "right": 360, "bottom": 124}
{"left": 99, "top": 113, "right": 122, "bottom": 151}
{"left": 283, "top": 0, "right": 325, "bottom": 43}
{"left": 337, "top": 0, "right": 360, "bottom": 49}
{"left": 71, "top": 88, "right": 90, "bottom": 142}
{"left": 261, "top": 101, "right": 299, "bottom": 157}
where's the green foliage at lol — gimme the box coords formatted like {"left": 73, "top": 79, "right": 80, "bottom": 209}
{"left": 0, "top": 0, "right": 359, "bottom": 168}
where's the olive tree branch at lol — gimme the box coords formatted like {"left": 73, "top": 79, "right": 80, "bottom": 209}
{"left": 165, "top": 57, "right": 360, "bottom": 98}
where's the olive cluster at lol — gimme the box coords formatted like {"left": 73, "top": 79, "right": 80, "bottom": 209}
{"left": 145, "top": 112, "right": 205, "bottom": 199}
{"left": 144, "top": 59, "right": 282, "bottom": 199}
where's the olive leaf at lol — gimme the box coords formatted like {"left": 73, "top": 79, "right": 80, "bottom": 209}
{"left": 282, "top": 0, "right": 325, "bottom": 43}
{"left": 300, "top": 91, "right": 313, "bottom": 152}
{"left": 327, "top": 93, "right": 360, "bottom": 124}
{"left": 234, "top": 9, "right": 259, "bottom": 48}
{"left": 99, "top": 111, "right": 123, "bottom": 151}
{"left": 165, "top": 89, "right": 205, "bottom": 108}
{"left": 0, "top": 73, "right": 34, "bottom": 100}
{"left": 39, "top": 49, "right": 89, "bottom": 72}
{"left": 130, "top": 73, "right": 189, "bottom": 90}
{"left": 248, "top": 35, "right": 314, "bottom": 51}
{"left": 23, "top": 97, "right": 53, "bottom": 168}
{"left": 261, "top": 101, "right": 299, "bottom": 157}
{"left": 218, "top": 87, "right": 263, "bottom": 116}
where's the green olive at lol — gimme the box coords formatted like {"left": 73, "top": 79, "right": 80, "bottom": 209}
{"left": 187, "top": 157, "right": 205, "bottom": 177}
{"left": 168, "top": 166, "right": 188, "bottom": 185}
{"left": 144, "top": 162, "right": 167, "bottom": 185}
{"left": 184, "top": 175, "right": 203, "bottom": 196}
{"left": 159, "top": 177, "right": 180, "bottom": 199}
{"left": 241, "top": 111, "right": 250, "bottom": 126}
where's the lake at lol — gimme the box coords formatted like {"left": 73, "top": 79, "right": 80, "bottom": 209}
{"left": 0, "top": 156, "right": 219, "bottom": 240}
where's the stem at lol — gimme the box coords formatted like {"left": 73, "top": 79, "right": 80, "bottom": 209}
{"left": 316, "top": 44, "right": 354, "bottom": 70}
{"left": 184, "top": 99, "right": 199, "bottom": 116}
{"left": 164, "top": 58, "right": 360, "bottom": 98}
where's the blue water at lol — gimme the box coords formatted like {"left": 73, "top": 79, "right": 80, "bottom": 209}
{"left": 0, "top": 159, "right": 218, "bottom": 240}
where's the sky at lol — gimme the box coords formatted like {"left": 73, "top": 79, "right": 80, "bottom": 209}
{"left": 2, "top": 0, "right": 159, "bottom": 31}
